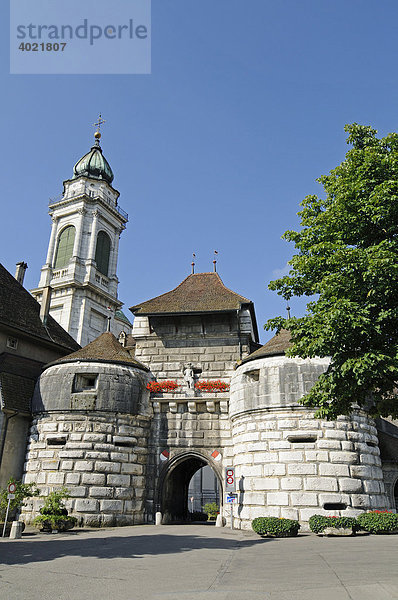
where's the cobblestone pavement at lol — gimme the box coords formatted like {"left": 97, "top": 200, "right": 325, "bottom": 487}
{"left": 0, "top": 524, "right": 397, "bottom": 600}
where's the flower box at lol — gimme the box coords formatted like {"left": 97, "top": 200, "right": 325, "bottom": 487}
{"left": 147, "top": 381, "right": 180, "bottom": 393}
{"left": 194, "top": 380, "right": 230, "bottom": 392}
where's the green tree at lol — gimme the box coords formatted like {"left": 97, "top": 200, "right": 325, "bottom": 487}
{"left": 0, "top": 478, "right": 40, "bottom": 521}
{"left": 266, "top": 124, "right": 398, "bottom": 419}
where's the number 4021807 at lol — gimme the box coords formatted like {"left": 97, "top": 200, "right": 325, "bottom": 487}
{"left": 19, "top": 42, "right": 67, "bottom": 52}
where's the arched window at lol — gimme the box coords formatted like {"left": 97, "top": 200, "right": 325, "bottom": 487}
{"left": 95, "top": 231, "right": 111, "bottom": 276}
{"left": 54, "top": 225, "right": 75, "bottom": 269}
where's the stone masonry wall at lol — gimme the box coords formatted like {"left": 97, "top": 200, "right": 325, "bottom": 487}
{"left": 133, "top": 313, "right": 254, "bottom": 382}
{"left": 133, "top": 313, "right": 243, "bottom": 516}
{"left": 230, "top": 355, "right": 390, "bottom": 529}
{"left": 21, "top": 411, "right": 150, "bottom": 527}
{"left": 145, "top": 396, "right": 233, "bottom": 516}
{"left": 230, "top": 408, "right": 389, "bottom": 529}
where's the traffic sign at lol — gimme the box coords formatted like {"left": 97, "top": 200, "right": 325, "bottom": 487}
{"left": 7, "top": 494, "right": 15, "bottom": 500}
{"left": 225, "top": 467, "right": 236, "bottom": 492}
{"left": 226, "top": 494, "right": 236, "bottom": 503}
{"left": 8, "top": 483, "right": 17, "bottom": 494}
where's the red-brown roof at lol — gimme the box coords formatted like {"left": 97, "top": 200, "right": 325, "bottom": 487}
{"left": 130, "top": 272, "right": 253, "bottom": 316}
{"left": 241, "top": 329, "right": 292, "bottom": 363}
{"left": 49, "top": 332, "right": 148, "bottom": 370}
{"left": 0, "top": 263, "right": 79, "bottom": 353}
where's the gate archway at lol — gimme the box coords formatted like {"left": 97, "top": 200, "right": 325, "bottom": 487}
{"left": 157, "top": 452, "right": 223, "bottom": 523}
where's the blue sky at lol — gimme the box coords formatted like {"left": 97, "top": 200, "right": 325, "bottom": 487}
{"left": 2, "top": 0, "right": 398, "bottom": 343}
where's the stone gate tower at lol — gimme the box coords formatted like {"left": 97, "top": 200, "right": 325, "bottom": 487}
{"left": 31, "top": 127, "right": 129, "bottom": 347}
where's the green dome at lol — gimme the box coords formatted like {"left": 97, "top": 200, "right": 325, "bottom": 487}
{"left": 73, "top": 142, "right": 114, "bottom": 184}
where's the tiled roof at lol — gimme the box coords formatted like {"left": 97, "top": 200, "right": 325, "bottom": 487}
{"left": 241, "top": 329, "right": 291, "bottom": 364}
{"left": 130, "top": 272, "right": 253, "bottom": 316}
{"left": 49, "top": 331, "right": 148, "bottom": 370}
{"left": 0, "top": 372, "right": 35, "bottom": 414}
{"left": 0, "top": 263, "right": 80, "bottom": 353}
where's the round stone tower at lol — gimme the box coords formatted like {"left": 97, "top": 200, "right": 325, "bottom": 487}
{"left": 229, "top": 330, "right": 389, "bottom": 529}
{"left": 22, "top": 332, "right": 151, "bottom": 527}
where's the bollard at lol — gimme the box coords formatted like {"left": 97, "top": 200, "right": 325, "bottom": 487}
{"left": 155, "top": 511, "right": 162, "bottom": 525}
{"left": 9, "top": 521, "right": 23, "bottom": 539}
{"left": 215, "top": 514, "right": 224, "bottom": 527}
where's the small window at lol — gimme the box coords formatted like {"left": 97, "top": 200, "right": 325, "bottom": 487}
{"left": 54, "top": 225, "right": 76, "bottom": 269}
{"left": 323, "top": 503, "right": 347, "bottom": 511}
{"left": 73, "top": 374, "right": 98, "bottom": 392}
{"left": 47, "top": 435, "right": 67, "bottom": 446}
{"left": 287, "top": 435, "right": 317, "bottom": 443}
{"left": 245, "top": 369, "right": 260, "bottom": 382}
{"left": 95, "top": 231, "right": 111, "bottom": 276}
{"left": 6, "top": 337, "right": 18, "bottom": 350}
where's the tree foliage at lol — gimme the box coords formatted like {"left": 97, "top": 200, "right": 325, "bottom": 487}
{"left": 0, "top": 478, "right": 39, "bottom": 521}
{"left": 266, "top": 124, "right": 398, "bottom": 419}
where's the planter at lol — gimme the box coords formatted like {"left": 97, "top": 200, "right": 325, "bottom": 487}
{"left": 262, "top": 531, "right": 299, "bottom": 538}
{"left": 321, "top": 527, "right": 355, "bottom": 537}
{"left": 36, "top": 517, "right": 76, "bottom": 533}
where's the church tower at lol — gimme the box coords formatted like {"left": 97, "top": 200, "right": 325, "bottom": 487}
{"left": 31, "top": 120, "right": 130, "bottom": 347}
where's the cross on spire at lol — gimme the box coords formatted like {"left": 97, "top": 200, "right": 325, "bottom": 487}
{"left": 93, "top": 114, "right": 106, "bottom": 144}
{"left": 94, "top": 113, "right": 106, "bottom": 132}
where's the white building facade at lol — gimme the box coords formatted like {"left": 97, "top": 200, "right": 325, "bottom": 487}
{"left": 31, "top": 131, "right": 131, "bottom": 347}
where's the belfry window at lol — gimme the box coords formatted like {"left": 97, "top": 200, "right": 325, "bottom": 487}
{"left": 95, "top": 231, "right": 111, "bottom": 276}
{"left": 54, "top": 225, "right": 75, "bottom": 269}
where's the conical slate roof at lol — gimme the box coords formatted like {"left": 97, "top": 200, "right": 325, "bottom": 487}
{"left": 241, "top": 329, "right": 291, "bottom": 364}
{"left": 73, "top": 142, "right": 114, "bottom": 184}
{"left": 49, "top": 332, "right": 148, "bottom": 370}
{"left": 130, "top": 272, "right": 253, "bottom": 316}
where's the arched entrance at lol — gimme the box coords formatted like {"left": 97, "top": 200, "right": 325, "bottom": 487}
{"left": 158, "top": 453, "right": 222, "bottom": 523}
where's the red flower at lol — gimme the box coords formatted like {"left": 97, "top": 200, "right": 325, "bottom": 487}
{"left": 194, "top": 380, "right": 230, "bottom": 392}
{"left": 147, "top": 380, "right": 180, "bottom": 393}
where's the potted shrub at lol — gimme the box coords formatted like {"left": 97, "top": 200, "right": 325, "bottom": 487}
{"left": 0, "top": 478, "right": 39, "bottom": 535}
{"left": 252, "top": 517, "right": 300, "bottom": 538}
{"left": 33, "top": 488, "right": 77, "bottom": 533}
{"left": 203, "top": 502, "right": 219, "bottom": 521}
{"left": 356, "top": 511, "right": 398, "bottom": 534}
{"left": 309, "top": 514, "right": 359, "bottom": 536}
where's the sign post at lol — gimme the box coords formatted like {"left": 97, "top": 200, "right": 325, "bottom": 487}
{"left": 225, "top": 467, "right": 236, "bottom": 530}
{"left": 2, "top": 483, "right": 17, "bottom": 537}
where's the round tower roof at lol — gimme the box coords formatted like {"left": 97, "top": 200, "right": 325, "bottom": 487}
{"left": 241, "top": 329, "right": 292, "bottom": 364}
{"left": 47, "top": 332, "right": 148, "bottom": 371}
{"left": 73, "top": 141, "right": 114, "bottom": 184}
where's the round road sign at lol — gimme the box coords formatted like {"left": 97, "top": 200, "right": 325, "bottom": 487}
{"left": 8, "top": 482, "right": 17, "bottom": 494}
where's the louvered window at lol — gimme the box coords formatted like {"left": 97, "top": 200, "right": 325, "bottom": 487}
{"left": 95, "top": 231, "right": 111, "bottom": 276}
{"left": 54, "top": 226, "right": 75, "bottom": 269}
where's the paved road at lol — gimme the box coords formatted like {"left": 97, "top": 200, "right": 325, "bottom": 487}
{"left": 0, "top": 524, "right": 397, "bottom": 600}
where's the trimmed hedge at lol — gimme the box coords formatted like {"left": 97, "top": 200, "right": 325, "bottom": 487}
{"left": 356, "top": 511, "right": 398, "bottom": 534}
{"left": 309, "top": 515, "right": 359, "bottom": 534}
{"left": 252, "top": 517, "right": 300, "bottom": 537}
